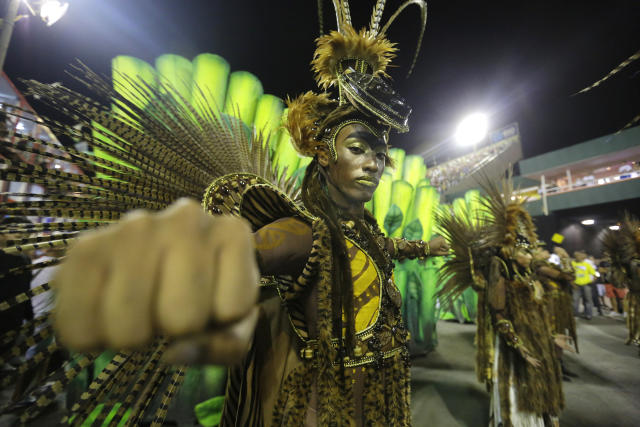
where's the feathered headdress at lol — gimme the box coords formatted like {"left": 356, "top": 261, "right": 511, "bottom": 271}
{"left": 480, "top": 170, "right": 538, "bottom": 258}
{"left": 622, "top": 213, "right": 640, "bottom": 258}
{"left": 286, "top": 0, "right": 428, "bottom": 159}
{"left": 605, "top": 212, "right": 640, "bottom": 257}
{"left": 312, "top": 25, "right": 397, "bottom": 90}
{"left": 602, "top": 213, "right": 639, "bottom": 287}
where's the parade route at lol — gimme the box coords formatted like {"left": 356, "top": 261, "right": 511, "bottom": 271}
{"left": 411, "top": 317, "right": 640, "bottom": 427}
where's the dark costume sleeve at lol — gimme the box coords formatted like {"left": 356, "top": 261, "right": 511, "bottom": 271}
{"left": 253, "top": 217, "right": 313, "bottom": 277}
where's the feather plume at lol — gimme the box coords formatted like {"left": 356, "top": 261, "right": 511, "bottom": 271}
{"left": 311, "top": 25, "right": 396, "bottom": 90}
{"left": 477, "top": 170, "right": 537, "bottom": 258}
{"left": 284, "top": 91, "right": 336, "bottom": 156}
{"left": 601, "top": 228, "right": 632, "bottom": 283}
{"left": 575, "top": 49, "right": 640, "bottom": 95}
{"left": 622, "top": 212, "right": 640, "bottom": 258}
{"left": 437, "top": 207, "right": 492, "bottom": 308}
{"left": 0, "top": 64, "right": 300, "bottom": 423}
{"left": 369, "top": 0, "right": 387, "bottom": 36}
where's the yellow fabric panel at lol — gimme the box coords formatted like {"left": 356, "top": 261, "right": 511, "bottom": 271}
{"left": 345, "top": 239, "right": 381, "bottom": 331}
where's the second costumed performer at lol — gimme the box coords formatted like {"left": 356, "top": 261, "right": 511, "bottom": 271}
{"left": 603, "top": 214, "right": 640, "bottom": 356}
{"left": 438, "top": 175, "right": 575, "bottom": 427}
{"left": 52, "top": 1, "right": 450, "bottom": 425}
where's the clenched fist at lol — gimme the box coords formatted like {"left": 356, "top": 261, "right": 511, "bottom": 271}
{"left": 53, "top": 198, "right": 260, "bottom": 364}
{"left": 429, "top": 236, "right": 450, "bottom": 256}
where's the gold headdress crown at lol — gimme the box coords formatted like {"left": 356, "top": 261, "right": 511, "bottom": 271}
{"left": 286, "top": 0, "right": 428, "bottom": 160}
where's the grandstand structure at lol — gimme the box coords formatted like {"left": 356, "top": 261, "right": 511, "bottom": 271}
{"left": 426, "top": 122, "right": 523, "bottom": 196}
{"left": 422, "top": 122, "right": 639, "bottom": 255}
{"left": 515, "top": 124, "right": 640, "bottom": 216}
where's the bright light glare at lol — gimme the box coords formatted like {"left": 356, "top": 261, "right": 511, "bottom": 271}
{"left": 581, "top": 219, "right": 595, "bottom": 225}
{"left": 40, "top": 1, "right": 69, "bottom": 26}
{"left": 609, "top": 225, "right": 620, "bottom": 231}
{"left": 455, "top": 113, "right": 488, "bottom": 146}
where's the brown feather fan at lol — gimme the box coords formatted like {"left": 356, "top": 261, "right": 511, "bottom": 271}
{"left": 436, "top": 207, "right": 492, "bottom": 307}
{"left": 622, "top": 212, "right": 640, "bottom": 258}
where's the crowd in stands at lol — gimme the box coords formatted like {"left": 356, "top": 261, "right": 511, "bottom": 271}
{"left": 427, "top": 140, "right": 510, "bottom": 192}
{"left": 547, "top": 161, "right": 640, "bottom": 195}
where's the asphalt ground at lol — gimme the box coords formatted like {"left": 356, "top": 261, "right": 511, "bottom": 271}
{"left": 411, "top": 316, "right": 640, "bottom": 427}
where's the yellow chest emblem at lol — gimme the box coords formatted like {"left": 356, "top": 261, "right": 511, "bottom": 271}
{"left": 345, "top": 238, "right": 382, "bottom": 332}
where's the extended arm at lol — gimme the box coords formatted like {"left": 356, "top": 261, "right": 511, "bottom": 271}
{"left": 536, "top": 263, "right": 574, "bottom": 282}
{"left": 387, "top": 235, "right": 450, "bottom": 261}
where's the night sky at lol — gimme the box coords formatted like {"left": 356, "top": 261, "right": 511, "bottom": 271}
{"left": 4, "top": 0, "right": 640, "bottom": 160}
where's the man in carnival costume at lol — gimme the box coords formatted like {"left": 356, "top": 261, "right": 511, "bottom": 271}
{"left": 0, "top": 1, "right": 451, "bottom": 425}
{"left": 531, "top": 245, "right": 578, "bottom": 379}
{"left": 603, "top": 214, "right": 640, "bottom": 356}
{"left": 438, "top": 175, "right": 575, "bottom": 427}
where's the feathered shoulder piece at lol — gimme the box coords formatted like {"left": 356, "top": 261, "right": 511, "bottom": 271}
{"left": 284, "top": 91, "right": 336, "bottom": 157}
{"left": 479, "top": 171, "right": 538, "bottom": 259}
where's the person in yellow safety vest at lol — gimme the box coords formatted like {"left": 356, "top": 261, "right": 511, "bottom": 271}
{"left": 572, "top": 251, "right": 597, "bottom": 320}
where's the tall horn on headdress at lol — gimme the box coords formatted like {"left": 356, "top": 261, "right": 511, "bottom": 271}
{"left": 379, "top": 0, "right": 428, "bottom": 76}
{"left": 369, "top": 0, "right": 387, "bottom": 36}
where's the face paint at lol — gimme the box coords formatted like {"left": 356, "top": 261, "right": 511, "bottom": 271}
{"left": 321, "top": 119, "right": 388, "bottom": 161}
{"left": 323, "top": 123, "right": 387, "bottom": 211}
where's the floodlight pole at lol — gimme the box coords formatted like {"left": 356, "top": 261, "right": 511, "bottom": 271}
{"left": 0, "top": 0, "right": 21, "bottom": 73}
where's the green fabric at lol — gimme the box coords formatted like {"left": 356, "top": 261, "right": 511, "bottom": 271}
{"left": 71, "top": 403, "right": 131, "bottom": 427}
{"left": 194, "top": 395, "right": 225, "bottom": 427}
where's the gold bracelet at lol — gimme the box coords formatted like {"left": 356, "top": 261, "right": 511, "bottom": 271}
{"left": 424, "top": 240, "right": 430, "bottom": 257}
{"left": 392, "top": 238, "right": 399, "bottom": 258}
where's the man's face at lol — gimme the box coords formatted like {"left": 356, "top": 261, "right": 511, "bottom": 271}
{"left": 574, "top": 252, "right": 586, "bottom": 261}
{"left": 322, "top": 123, "right": 387, "bottom": 206}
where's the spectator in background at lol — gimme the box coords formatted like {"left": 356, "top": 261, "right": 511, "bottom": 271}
{"left": 600, "top": 261, "right": 627, "bottom": 317}
{"left": 618, "top": 163, "right": 632, "bottom": 173}
{"left": 549, "top": 247, "right": 562, "bottom": 265}
{"left": 572, "top": 251, "right": 596, "bottom": 319}
{"left": 549, "top": 246, "right": 571, "bottom": 268}
{"left": 586, "top": 255, "right": 603, "bottom": 316}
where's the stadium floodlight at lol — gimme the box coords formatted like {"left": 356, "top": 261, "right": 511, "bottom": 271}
{"left": 609, "top": 225, "right": 620, "bottom": 231}
{"left": 39, "top": 1, "right": 69, "bottom": 26}
{"left": 581, "top": 219, "right": 595, "bottom": 225}
{"left": 455, "top": 113, "right": 488, "bottom": 147}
